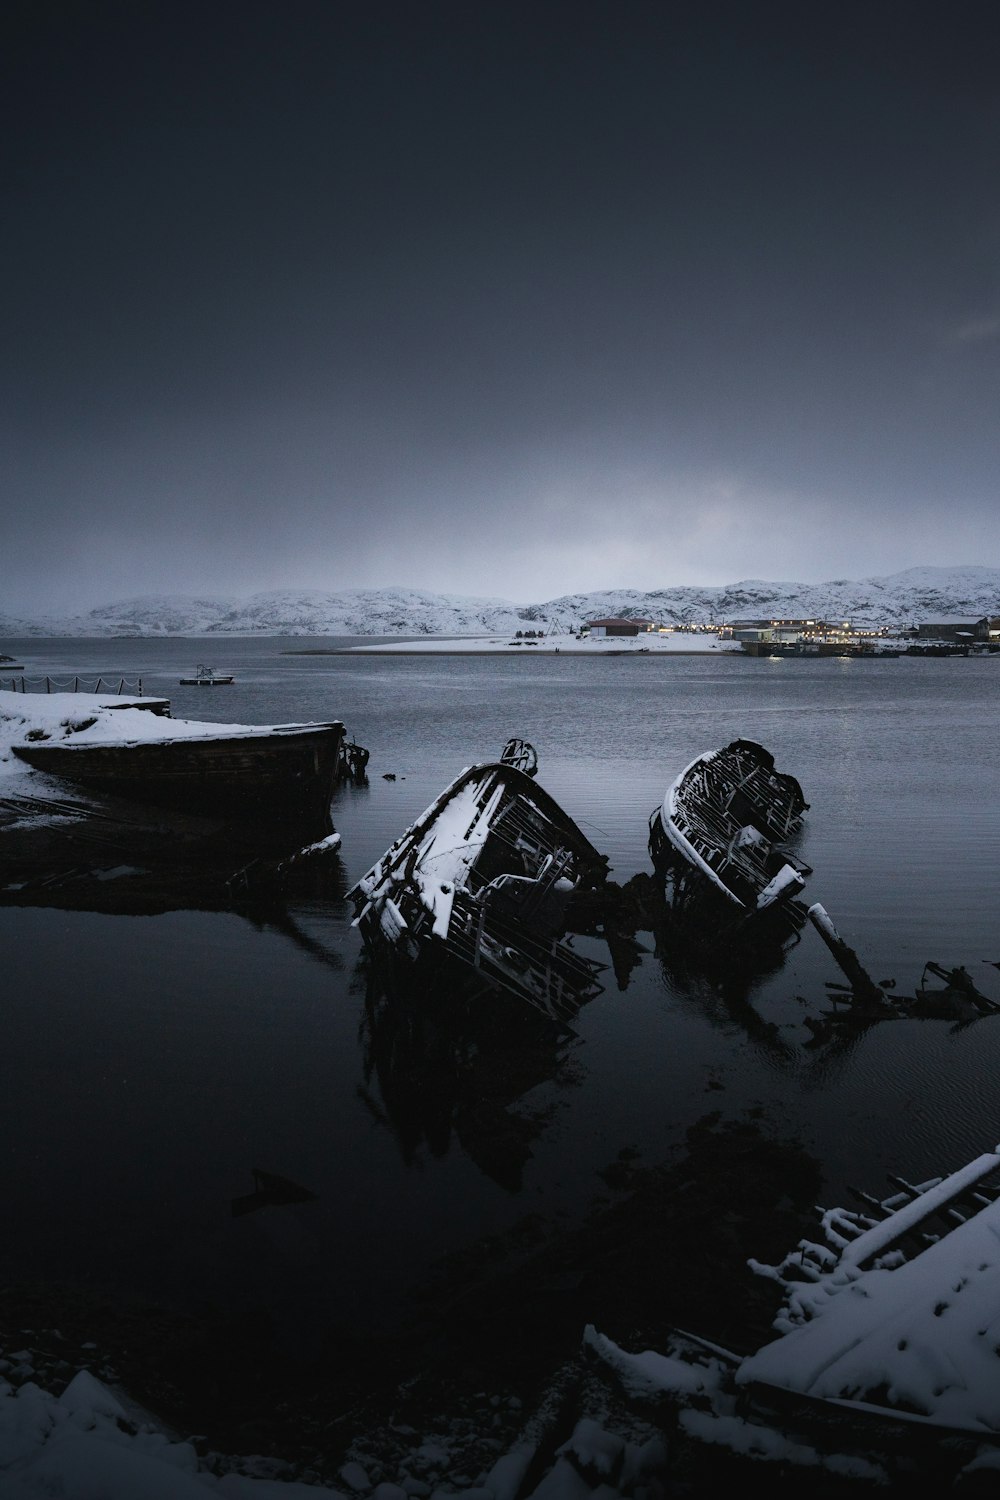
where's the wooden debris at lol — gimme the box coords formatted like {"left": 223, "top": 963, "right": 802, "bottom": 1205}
{"left": 806, "top": 903, "right": 892, "bottom": 1010}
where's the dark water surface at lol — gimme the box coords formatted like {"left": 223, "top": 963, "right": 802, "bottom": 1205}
{"left": 3, "top": 637, "right": 1000, "bottom": 1354}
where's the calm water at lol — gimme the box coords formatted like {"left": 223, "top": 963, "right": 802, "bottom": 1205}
{"left": 3, "top": 637, "right": 1000, "bottom": 1352}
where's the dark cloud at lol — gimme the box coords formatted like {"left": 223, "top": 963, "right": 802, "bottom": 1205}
{"left": 4, "top": 0, "right": 1000, "bottom": 614}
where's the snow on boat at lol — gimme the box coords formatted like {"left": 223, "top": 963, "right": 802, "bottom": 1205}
{"left": 649, "top": 738, "right": 810, "bottom": 919}
{"left": 585, "top": 1143, "right": 1000, "bottom": 1483}
{"left": 348, "top": 740, "right": 610, "bottom": 1018}
{"left": 735, "top": 1147, "right": 1000, "bottom": 1436}
{"left": 7, "top": 693, "right": 345, "bottom": 818}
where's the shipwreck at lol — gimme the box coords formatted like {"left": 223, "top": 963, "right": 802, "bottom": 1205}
{"left": 648, "top": 738, "right": 811, "bottom": 939}
{"left": 347, "top": 739, "right": 610, "bottom": 1019}
{"left": 6, "top": 691, "right": 346, "bottom": 819}
{"left": 585, "top": 1141, "right": 1000, "bottom": 1486}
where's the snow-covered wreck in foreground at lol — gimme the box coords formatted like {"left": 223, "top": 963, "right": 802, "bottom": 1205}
{"left": 348, "top": 740, "right": 610, "bottom": 1019}
{"left": 586, "top": 1141, "right": 1000, "bottom": 1488}
{"left": 9, "top": 1146, "right": 1000, "bottom": 1497}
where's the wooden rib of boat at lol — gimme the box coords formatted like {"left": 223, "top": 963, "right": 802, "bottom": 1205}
{"left": 12, "top": 719, "right": 345, "bottom": 817}
{"left": 586, "top": 1144, "right": 1000, "bottom": 1482}
{"left": 723, "top": 1146, "right": 1000, "bottom": 1455}
{"left": 649, "top": 738, "right": 810, "bottom": 918}
{"left": 348, "top": 740, "right": 610, "bottom": 1019}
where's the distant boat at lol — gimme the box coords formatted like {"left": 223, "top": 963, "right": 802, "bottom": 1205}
{"left": 12, "top": 718, "right": 345, "bottom": 818}
{"left": 179, "top": 665, "right": 235, "bottom": 685}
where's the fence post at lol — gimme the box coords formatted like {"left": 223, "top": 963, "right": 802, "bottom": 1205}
{"left": 46, "top": 677, "right": 50, "bottom": 693}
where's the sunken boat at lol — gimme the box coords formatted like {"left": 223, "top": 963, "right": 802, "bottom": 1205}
{"left": 648, "top": 738, "right": 811, "bottom": 930}
{"left": 9, "top": 701, "right": 345, "bottom": 819}
{"left": 348, "top": 739, "right": 610, "bottom": 1019}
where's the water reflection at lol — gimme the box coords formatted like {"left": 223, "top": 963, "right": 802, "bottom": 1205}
{"left": 357, "top": 962, "right": 584, "bottom": 1191}
{"left": 1, "top": 786, "right": 346, "bottom": 918}
{"left": 581, "top": 872, "right": 804, "bottom": 1060}
{"left": 242, "top": 892, "right": 348, "bottom": 972}
{"left": 653, "top": 925, "right": 801, "bottom": 1063}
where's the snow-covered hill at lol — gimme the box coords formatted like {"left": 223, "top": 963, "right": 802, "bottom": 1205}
{"left": 2, "top": 567, "right": 998, "bottom": 637}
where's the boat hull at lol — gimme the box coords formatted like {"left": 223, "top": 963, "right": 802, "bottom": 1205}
{"left": 12, "top": 722, "right": 345, "bottom": 817}
{"left": 650, "top": 739, "right": 810, "bottom": 919}
{"left": 349, "top": 757, "right": 610, "bottom": 1018}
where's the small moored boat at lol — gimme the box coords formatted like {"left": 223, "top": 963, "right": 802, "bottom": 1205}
{"left": 649, "top": 738, "right": 810, "bottom": 919}
{"left": 179, "top": 665, "right": 235, "bottom": 685}
{"left": 348, "top": 739, "right": 610, "bottom": 1018}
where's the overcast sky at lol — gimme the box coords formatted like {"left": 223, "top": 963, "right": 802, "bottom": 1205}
{"left": 4, "top": 0, "right": 1000, "bottom": 614}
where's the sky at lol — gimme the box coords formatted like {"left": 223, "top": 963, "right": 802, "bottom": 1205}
{"left": 5, "top": 0, "right": 1000, "bottom": 616}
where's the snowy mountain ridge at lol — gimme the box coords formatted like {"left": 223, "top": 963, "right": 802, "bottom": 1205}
{"left": 2, "top": 567, "right": 999, "bottom": 637}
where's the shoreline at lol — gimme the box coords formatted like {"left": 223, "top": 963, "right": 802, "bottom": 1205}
{"left": 282, "top": 646, "right": 743, "bottom": 657}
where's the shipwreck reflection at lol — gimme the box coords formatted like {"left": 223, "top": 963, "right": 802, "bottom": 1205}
{"left": 652, "top": 913, "right": 802, "bottom": 1062}
{"left": 574, "top": 871, "right": 804, "bottom": 1057}
{"left": 356, "top": 962, "right": 583, "bottom": 1192}
{"left": 1, "top": 783, "right": 348, "bottom": 919}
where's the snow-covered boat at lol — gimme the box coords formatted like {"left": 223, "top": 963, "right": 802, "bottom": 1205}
{"left": 179, "top": 665, "right": 235, "bottom": 685}
{"left": 11, "top": 715, "right": 345, "bottom": 818}
{"left": 348, "top": 740, "right": 610, "bottom": 1018}
{"left": 586, "top": 1142, "right": 1000, "bottom": 1482}
{"left": 581, "top": 1140, "right": 1000, "bottom": 1482}
{"left": 735, "top": 1146, "right": 1000, "bottom": 1437}
{"left": 648, "top": 739, "right": 810, "bottom": 919}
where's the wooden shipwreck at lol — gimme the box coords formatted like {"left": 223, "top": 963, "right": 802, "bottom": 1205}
{"left": 11, "top": 716, "right": 346, "bottom": 818}
{"left": 585, "top": 1143, "right": 1000, "bottom": 1486}
{"left": 648, "top": 738, "right": 811, "bottom": 934}
{"left": 735, "top": 1146, "right": 1000, "bottom": 1437}
{"left": 348, "top": 740, "right": 610, "bottom": 1019}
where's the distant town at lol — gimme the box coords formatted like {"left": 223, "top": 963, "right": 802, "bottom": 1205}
{"left": 578, "top": 613, "right": 1000, "bottom": 656}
